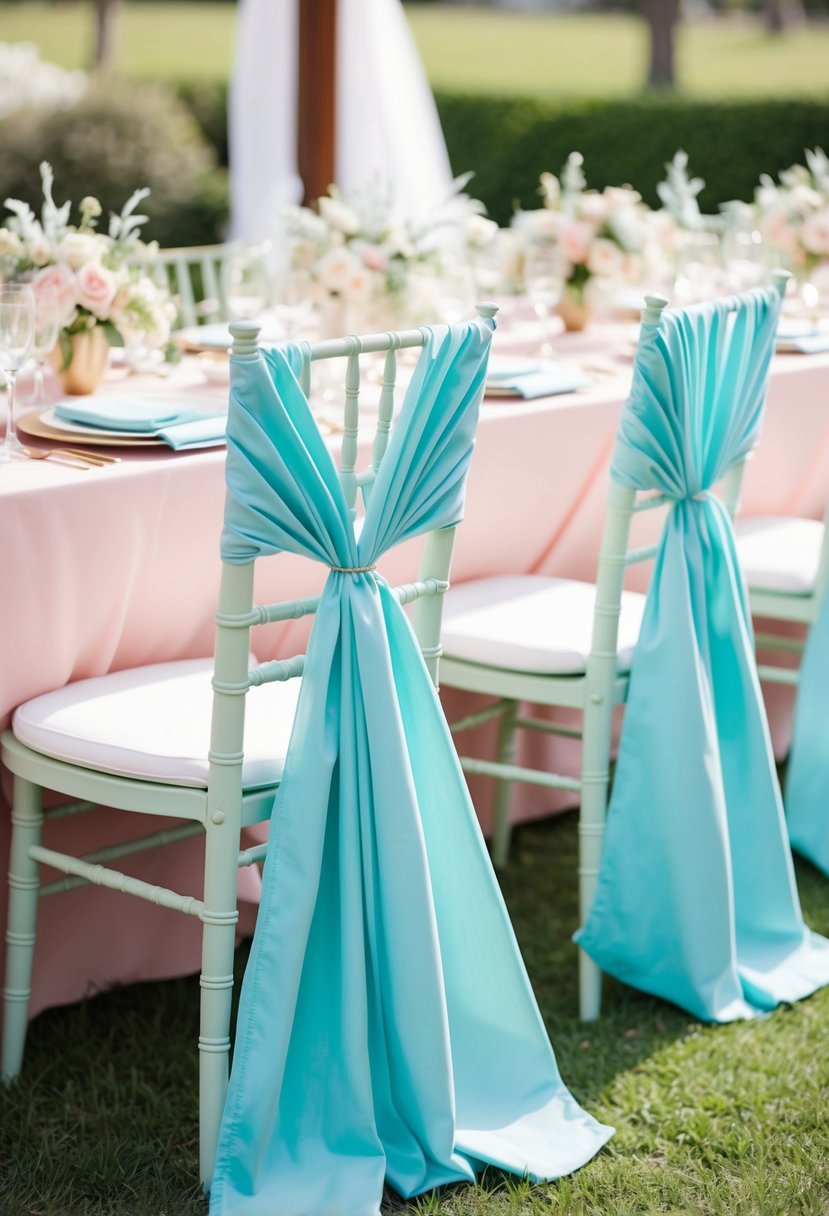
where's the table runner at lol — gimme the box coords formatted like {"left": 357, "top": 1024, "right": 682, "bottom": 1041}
{"left": 209, "top": 322, "right": 612, "bottom": 1214}
{"left": 577, "top": 287, "right": 829, "bottom": 1022}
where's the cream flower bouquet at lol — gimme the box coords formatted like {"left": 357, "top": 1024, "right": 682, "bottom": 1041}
{"left": 281, "top": 177, "right": 492, "bottom": 330}
{"left": 0, "top": 162, "right": 174, "bottom": 382}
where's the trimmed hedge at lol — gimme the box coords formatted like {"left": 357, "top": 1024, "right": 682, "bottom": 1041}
{"left": 177, "top": 81, "right": 829, "bottom": 227}
{"left": 434, "top": 93, "right": 829, "bottom": 224}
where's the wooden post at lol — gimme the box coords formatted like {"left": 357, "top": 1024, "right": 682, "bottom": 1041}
{"left": 298, "top": 0, "right": 337, "bottom": 206}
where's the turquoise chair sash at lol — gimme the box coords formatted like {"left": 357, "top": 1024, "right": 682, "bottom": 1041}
{"left": 576, "top": 288, "right": 829, "bottom": 1022}
{"left": 785, "top": 593, "right": 829, "bottom": 876}
{"left": 209, "top": 321, "right": 612, "bottom": 1215}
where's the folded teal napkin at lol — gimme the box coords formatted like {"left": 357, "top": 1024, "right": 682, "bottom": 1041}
{"left": 157, "top": 415, "right": 227, "bottom": 450}
{"left": 54, "top": 398, "right": 208, "bottom": 433}
{"left": 485, "top": 363, "right": 589, "bottom": 399}
{"left": 776, "top": 330, "right": 829, "bottom": 354}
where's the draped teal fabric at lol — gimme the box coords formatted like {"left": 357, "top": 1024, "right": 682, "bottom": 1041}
{"left": 576, "top": 287, "right": 829, "bottom": 1023}
{"left": 209, "top": 320, "right": 612, "bottom": 1216}
{"left": 785, "top": 592, "right": 829, "bottom": 876}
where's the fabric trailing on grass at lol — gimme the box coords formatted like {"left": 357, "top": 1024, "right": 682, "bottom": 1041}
{"left": 785, "top": 590, "right": 829, "bottom": 878}
{"left": 577, "top": 285, "right": 829, "bottom": 1022}
{"left": 209, "top": 324, "right": 613, "bottom": 1216}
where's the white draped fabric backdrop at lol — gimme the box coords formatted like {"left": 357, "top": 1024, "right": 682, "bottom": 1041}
{"left": 229, "top": 0, "right": 455, "bottom": 244}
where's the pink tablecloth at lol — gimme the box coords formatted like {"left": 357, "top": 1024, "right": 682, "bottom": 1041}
{"left": 1, "top": 325, "right": 827, "bottom": 1020}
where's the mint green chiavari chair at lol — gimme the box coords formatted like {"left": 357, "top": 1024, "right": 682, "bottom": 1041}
{"left": 440, "top": 274, "right": 795, "bottom": 1022}
{"left": 1, "top": 306, "right": 497, "bottom": 1187}
{"left": 138, "top": 242, "right": 270, "bottom": 329}
{"left": 734, "top": 498, "right": 829, "bottom": 875}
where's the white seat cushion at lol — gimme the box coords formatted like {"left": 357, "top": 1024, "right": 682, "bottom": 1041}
{"left": 441, "top": 575, "right": 646, "bottom": 676}
{"left": 734, "top": 516, "right": 824, "bottom": 595}
{"left": 12, "top": 658, "right": 301, "bottom": 788}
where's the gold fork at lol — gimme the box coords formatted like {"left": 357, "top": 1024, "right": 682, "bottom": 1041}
{"left": 21, "top": 445, "right": 120, "bottom": 469}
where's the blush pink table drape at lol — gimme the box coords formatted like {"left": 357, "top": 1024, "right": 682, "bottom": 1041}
{"left": 1, "top": 325, "right": 827, "bottom": 1021}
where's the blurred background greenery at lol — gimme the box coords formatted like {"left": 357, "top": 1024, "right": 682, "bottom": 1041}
{"left": 0, "top": 2, "right": 827, "bottom": 272}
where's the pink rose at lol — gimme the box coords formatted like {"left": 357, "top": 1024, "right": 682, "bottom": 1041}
{"left": 32, "top": 262, "right": 77, "bottom": 327}
{"left": 75, "top": 261, "right": 116, "bottom": 319}
{"left": 801, "top": 209, "right": 829, "bottom": 257}
{"left": 559, "top": 220, "right": 594, "bottom": 266}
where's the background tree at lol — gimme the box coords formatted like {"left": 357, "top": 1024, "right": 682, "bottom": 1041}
{"left": 92, "top": 0, "right": 120, "bottom": 71}
{"left": 641, "top": 0, "right": 681, "bottom": 88}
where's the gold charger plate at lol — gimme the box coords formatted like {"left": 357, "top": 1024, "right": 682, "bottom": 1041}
{"left": 17, "top": 410, "right": 163, "bottom": 448}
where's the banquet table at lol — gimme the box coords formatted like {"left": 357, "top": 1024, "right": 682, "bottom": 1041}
{"left": 1, "top": 314, "right": 828, "bottom": 1022}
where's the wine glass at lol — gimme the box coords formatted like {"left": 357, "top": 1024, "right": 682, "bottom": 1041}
{"left": 29, "top": 288, "right": 60, "bottom": 407}
{"left": 524, "top": 243, "right": 564, "bottom": 357}
{"left": 271, "top": 267, "right": 314, "bottom": 339}
{"left": 0, "top": 284, "right": 35, "bottom": 463}
{"left": 223, "top": 244, "right": 271, "bottom": 321}
{"left": 437, "top": 263, "right": 475, "bottom": 324}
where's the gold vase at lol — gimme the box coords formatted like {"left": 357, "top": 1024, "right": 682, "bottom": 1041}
{"left": 558, "top": 290, "right": 594, "bottom": 333}
{"left": 50, "top": 327, "right": 111, "bottom": 395}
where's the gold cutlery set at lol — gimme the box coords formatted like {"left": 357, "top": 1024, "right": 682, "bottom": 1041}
{"left": 20, "top": 445, "right": 120, "bottom": 470}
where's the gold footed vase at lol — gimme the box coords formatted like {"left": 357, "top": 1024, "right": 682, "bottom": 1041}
{"left": 50, "top": 327, "right": 110, "bottom": 395}
{"left": 558, "top": 291, "right": 594, "bottom": 333}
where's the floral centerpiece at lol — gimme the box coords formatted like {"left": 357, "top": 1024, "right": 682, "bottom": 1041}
{"left": 280, "top": 175, "right": 492, "bottom": 330}
{"left": 746, "top": 148, "right": 829, "bottom": 298}
{"left": 512, "top": 153, "right": 658, "bottom": 328}
{"left": 0, "top": 162, "right": 175, "bottom": 391}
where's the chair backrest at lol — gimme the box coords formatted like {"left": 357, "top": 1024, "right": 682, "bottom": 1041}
{"left": 207, "top": 306, "right": 497, "bottom": 829}
{"left": 136, "top": 242, "right": 269, "bottom": 328}
{"left": 575, "top": 275, "right": 815, "bottom": 1024}
{"left": 585, "top": 274, "right": 789, "bottom": 705}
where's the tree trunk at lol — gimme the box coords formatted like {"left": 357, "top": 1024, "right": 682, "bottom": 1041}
{"left": 642, "top": 0, "right": 680, "bottom": 89}
{"left": 765, "top": 0, "right": 806, "bottom": 34}
{"left": 92, "top": 0, "right": 120, "bottom": 71}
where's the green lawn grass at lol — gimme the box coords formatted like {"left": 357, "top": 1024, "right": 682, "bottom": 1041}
{"left": 2, "top": 3, "right": 829, "bottom": 96}
{"left": 1, "top": 809, "right": 827, "bottom": 1216}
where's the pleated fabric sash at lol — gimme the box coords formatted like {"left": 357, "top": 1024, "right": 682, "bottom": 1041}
{"left": 785, "top": 589, "right": 829, "bottom": 876}
{"left": 210, "top": 320, "right": 613, "bottom": 1216}
{"left": 577, "top": 287, "right": 829, "bottom": 1023}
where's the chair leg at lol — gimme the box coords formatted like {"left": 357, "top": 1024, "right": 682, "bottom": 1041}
{"left": 577, "top": 775, "right": 606, "bottom": 1022}
{"left": 491, "top": 699, "right": 519, "bottom": 869}
{"left": 2, "top": 777, "right": 44, "bottom": 1080}
{"left": 578, "top": 697, "right": 613, "bottom": 1022}
{"left": 198, "top": 818, "right": 240, "bottom": 1189}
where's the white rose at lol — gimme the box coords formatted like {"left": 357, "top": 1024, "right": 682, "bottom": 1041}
{"left": 28, "top": 237, "right": 52, "bottom": 266}
{"left": 315, "top": 247, "right": 364, "bottom": 294}
{"left": 57, "top": 231, "right": 105, "bottom": 271}
{"left": 0, "top": 228, "right": 23, "bottom": 258}
{"left": 465, "top": 214, "right": 498, "bottom": 249}
{"left": 317, "top": 196, "right": 361, "bottom": 236}
{"left": 514, "top": 209, "right": 564, "bottom": 241}
{"left": 587, "top": 238, "right": 625, "bottom": 278}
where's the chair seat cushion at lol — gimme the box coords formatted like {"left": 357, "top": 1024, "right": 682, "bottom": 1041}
{"left": 441, "top": 575, "right": 646, "bottom": 675}
{"left": 734, "top": 516, "right": 824, "bottom": 595}
{"left": 12, "top": 658, "right": 301, "bottom": 789}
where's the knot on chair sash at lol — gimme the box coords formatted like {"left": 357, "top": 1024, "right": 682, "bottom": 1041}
{"left": 328, "top": 564, "right": 377, "bottom": 574}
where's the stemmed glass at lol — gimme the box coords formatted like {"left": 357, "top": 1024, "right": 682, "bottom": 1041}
{"left": 271, "top": 267, "right": 314, "bottom": 339}
{"left": 524, "top": 243, "right": 564, "bottom": 357}
{"left": 29, "top": 289, "right": 60, "bottom": 407}
{"left": 0, "top": 284, "right": 35, "bottom": 463}
{"left": 223, "top": 244, "right": 271, "bottom": 321}
{"left": 438, "top": 263, "right": 476, "bottom": 324}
